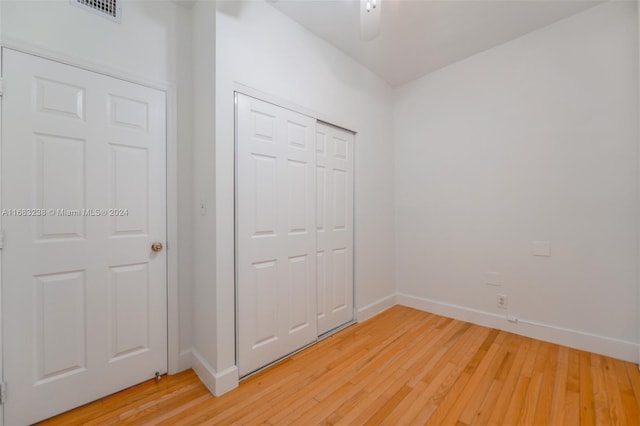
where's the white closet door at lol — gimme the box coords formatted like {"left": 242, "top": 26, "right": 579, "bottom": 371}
{"left": 237, "top": 94, "right": 317, "bottom": 377}
{"left": 316, "top": 123, "right": 354, "bottom": 335}
{"left": 2, "top": 49, "right": 167, "bottom": 425}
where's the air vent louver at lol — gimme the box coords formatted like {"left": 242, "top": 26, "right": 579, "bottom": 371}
{"left": 72, "top": 0, "right": 121, "bottom": 23}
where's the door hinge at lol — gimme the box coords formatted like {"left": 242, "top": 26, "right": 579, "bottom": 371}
{"left": 0, "top": 382, "right": 6, "bottom": 405}
{"left": 0, "top": 78, "right": 4, "bottom": 96}
{"left": 0, "top": 231, "right": 5, "bottom": 249}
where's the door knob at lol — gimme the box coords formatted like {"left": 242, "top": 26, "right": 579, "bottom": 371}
{"left": 151, "top": 242, "right": 164, "bottom": 252}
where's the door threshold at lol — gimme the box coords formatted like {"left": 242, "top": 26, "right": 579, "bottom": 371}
{"left": 239, "top": 339, "right": 318, "bottom": 381}
{"left": 240, "top": 320, "right": 356, "bottom": 381}
{"left": 318, "top": 320, "right": 356, "bottom": 341}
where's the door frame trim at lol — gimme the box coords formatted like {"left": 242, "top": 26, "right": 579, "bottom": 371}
{"left": 0, "top": 46, "right": 4, "bottom": 426}
{"left": 1, "top": 37, "right": 171, "bottom": 91}
{"left": 0, "top": 42, "right": 180, "bottom": 406}
{"left": 232, "top": 85, "right": 358, "bottom": 373}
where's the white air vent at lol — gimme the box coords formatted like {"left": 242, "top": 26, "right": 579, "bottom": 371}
{"left": 71, "top": 0, "right": 122, "bottom": 23}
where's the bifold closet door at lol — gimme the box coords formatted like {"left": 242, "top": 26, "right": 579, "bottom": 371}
{"left": 237, "top": 94, "right": 318, "bottom": 377}
{"left": 316, "top": 123, "right": 354, "bottom": 335}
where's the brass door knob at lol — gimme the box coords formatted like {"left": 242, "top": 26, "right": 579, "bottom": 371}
{"left": 151, "top": 242, "right": 164, "bottom": 252}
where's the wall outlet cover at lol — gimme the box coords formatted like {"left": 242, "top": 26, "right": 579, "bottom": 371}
{"left": 485, "top": 271, "right": 501, "bottom": 286}
{"left": 531, "top": 240, "right": 551, "bottom": 257}
{"left": 497, "top": 293, "right": 508, "bottom": 309}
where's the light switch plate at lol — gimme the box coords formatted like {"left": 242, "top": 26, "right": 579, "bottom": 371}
{"left": 485, "top": 272, "right": 501, "bottom": 286}
{"left": 531, "top": 241, "right": 551, "bottom": 257}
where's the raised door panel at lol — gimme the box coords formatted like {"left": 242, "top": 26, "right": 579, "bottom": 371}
{"left": 35, "top": 134, "right": 86, "bottom": 241}
{"left": 316, "top": 251, "right": 326, "bottom": 322}
{"left": 34, "top": 271, "right": 87, "bottom": 384}
{"left": 252, "top": 260, "right": 279, "bottom": 349}
{"left": 333, "top": 169, "right": 348, "bottom": 231}
{"left": 109, "top": 264, "right": 150, "bottom": 362}
{"left": 287, "top": 160, "right": 308, "bottom": 235}
{"left": 109, "top": 144, "right": 148, "bottom": 236}
{"left": 108, "top": 95, "right": 149, "bottom": 132}
{"left": 332, "top": 248, "right": 348, "bottom": 313}
{"left": 35, "top": 77, "right": 85, "bottom": 120}
{"left": 252, "top": 154, "right": 278, "bottom": 237}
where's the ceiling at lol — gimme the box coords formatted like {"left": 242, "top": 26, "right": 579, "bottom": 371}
{"left": 269, "top": 0, "right": 603, "bottom": 87}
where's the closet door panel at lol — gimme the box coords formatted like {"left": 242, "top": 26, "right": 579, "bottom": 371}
{"left": 316, "top": 122, "right": 354, "bottom": 335}
{"left": 237, "top": 94, "right": 317, "bottom": 377}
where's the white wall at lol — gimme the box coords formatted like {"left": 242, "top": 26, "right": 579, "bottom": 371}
{"left": 189, "top": 0, "right": 219, "bottom": 389}
{"left": 203, "top": 0, "right": 396, "bottom": 393}
{"left": 0, "top": 0, "right": 195, "bottom": 370}
{"left": 175, "top": 2, "right": 194, "bottom": 370}
{"left": 394, "top": 1, "right": 639, "bottom": 361}
{"left": 1, "top": 0, "right": 181, "bottom": 86}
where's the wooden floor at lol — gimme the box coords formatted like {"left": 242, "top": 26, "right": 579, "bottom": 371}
{"left": 41, "top": 306, "right": 640, "bottom": 425}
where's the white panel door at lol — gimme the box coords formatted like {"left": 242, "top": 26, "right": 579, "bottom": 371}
{"left": 237, "top": 94, "right": 317, "bottom": 377}
{"left": 316, "top": 123, "right": 354, "bottom": 335}
{"left": 2, "top": 49, "right": 167, "bottom": 425}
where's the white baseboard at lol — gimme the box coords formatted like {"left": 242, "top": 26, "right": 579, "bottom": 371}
{"left": 357, "top": 293, "right": 397, "bottom": 322}
{"left": 397, "top": 293, "right": 639, "bottom": 363}
{"left": 213, "top": 366, "right": 240, "bottom": 396}
{"left": 190, "top": 349, "right": 239, "bottom": 396}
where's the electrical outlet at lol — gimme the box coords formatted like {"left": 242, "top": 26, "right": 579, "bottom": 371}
{"left": 497, "top": 294, "right": 508, "bottom": 309}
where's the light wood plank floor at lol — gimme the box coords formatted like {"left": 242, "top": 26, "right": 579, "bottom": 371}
{"left": 41, "top": 306, "right": 640, "bottom": 425}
